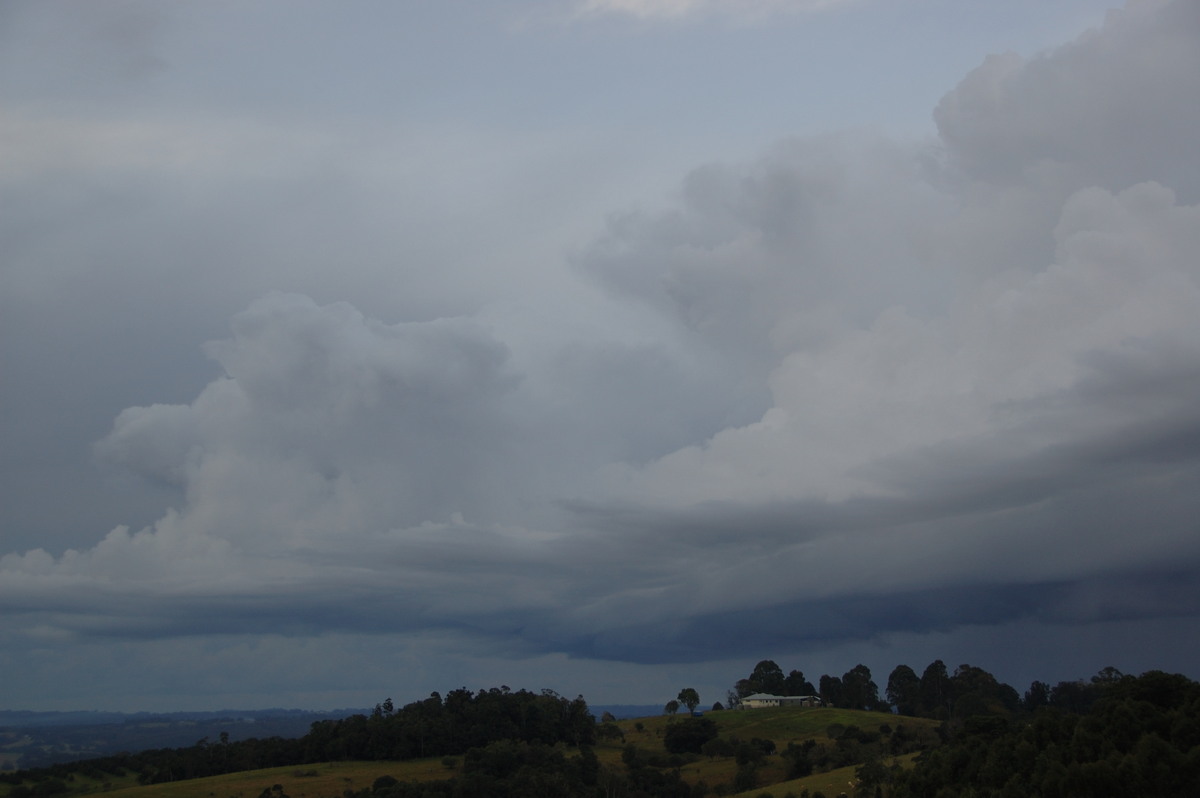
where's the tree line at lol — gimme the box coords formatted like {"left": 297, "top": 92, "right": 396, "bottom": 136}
{"left": 729, "top": 658, "right": 1129, "bottom": 721}
{"left": 889, "top": 669, "right": 1200, "bottom": 797}
{"left": 1, "top": 687, "right": 595, "bottom": 793}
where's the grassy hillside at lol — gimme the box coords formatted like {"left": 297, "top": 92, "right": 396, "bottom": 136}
{"left": 0, "top": 760, "right": 450, "bottom": 798}
{"left": 728, "top": 753, "right": 923, "bottom": 798}
{"left": 599, "top": 705, "right": 936, "bottom": 754}
{"left": 595, "top": 706, "right": 938, "bottom": 795}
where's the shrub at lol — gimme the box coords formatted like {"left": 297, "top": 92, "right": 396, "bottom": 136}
{"left": 663, "top": 718, "right": 719, "bottom": 754}
{"left": 733, "top": 764, "right": 757, "bottom": 792}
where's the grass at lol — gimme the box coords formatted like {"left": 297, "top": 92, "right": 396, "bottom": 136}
{"left": 594, "top": 706, "right": 938, "bottom": 795}
{"left": 728, "top": 753, "right": 923, "bottom": 798}
{"left": 0, "top": 760, "right": 452, "bottom": 798}
{"left": 602, "top": 705, "right": 936, "bottom": 752}
{"left": 701, "top": 706, "right": 906, "bottom": 743}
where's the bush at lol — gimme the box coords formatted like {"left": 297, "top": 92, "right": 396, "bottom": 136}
{"left": 597, "top": 722, "right": 625, "bottom": 743}
{"left": 663, "top": 718, "right": 718, "bottom": 754}
{"left": 621, "top": 744, "right": 643, "bottom": 769}
{"left": 702, "top": 737, "right": 736, "bottom": 759}
{"left": 733, "top": 764, "right": 757, "bottom": 792}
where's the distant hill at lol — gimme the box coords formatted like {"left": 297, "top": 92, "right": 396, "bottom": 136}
{"left": 0, "top": 711, "right": 129, "bottom": 729}
{"left": 0, "top": 708, "right": 362, "bottom": 770}
{"left": 0, "top": 708, "right": 364, "bottom": 729}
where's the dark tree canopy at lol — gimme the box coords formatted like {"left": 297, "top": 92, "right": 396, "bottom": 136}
{"left": 784, "top": 669, "right": 817, "bottom": 696}
{"left": 735, "top": 659, "right": 787, "bottom": 697}
{"left": 841, "top": 664, "right": 881, "bottom": 711}
{"left": 887, "top": 664, "right": 921, "bottom": 716}
{"left": 949, "top": 663, "right": 1020, "bottom": 719}
{"left": 891, "top": 670, "right": 1200, "bottom": 798}
{"left": 1024, "top": 679, "right": 1051, "bottom": 711}
{"left": 920, "top": 659, "right": 951, "bottom": 718}
{"left": 662, "top": 718, "right": 718, "bottom": 754}
{"left": 735, "top": 660, "right": 819, "bottom": 699}
{"left": 819, "top": 674, "right": 844, "bottom": 707}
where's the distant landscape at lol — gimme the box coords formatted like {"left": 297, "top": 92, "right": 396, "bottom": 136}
{"left": 0, "top": 710, "right": 353, "bottom": 771}
{"left": 0, "top": 706, "right": 662, "bottom": 772}
{"left": 2, "top": 660, "right": 1196, "bottom": 797}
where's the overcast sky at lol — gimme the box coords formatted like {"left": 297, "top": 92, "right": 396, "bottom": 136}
{"left": 3, "top": 0, "right": 1200, "bottom": 713}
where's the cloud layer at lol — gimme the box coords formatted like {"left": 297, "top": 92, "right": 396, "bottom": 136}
{"left": 576, "top": 0, "right": 847, "bottom": 21}
{"left": 2, "top": 0, "right": 1199, "bottom": 708}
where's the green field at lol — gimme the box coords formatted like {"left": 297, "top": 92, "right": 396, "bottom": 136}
{"left": 727, "top": 753, "right": 923, "bottom": 798}
{"left": 1, "top": 760, "right": 451, "bottom": 798}
{"left": 595, "top": 707, "right": 937, "bottom": 795}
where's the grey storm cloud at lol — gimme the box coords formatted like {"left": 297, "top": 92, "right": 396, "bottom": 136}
{"left": 3, "top": 0, "right": 1200, "bottom": 707}
{"left": 934, "top": 0, "right": 1200, "bottom": 197}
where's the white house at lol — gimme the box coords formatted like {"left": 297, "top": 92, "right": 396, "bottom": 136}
{"left": 738, "top": 693, "right": 823, "bottom": 709}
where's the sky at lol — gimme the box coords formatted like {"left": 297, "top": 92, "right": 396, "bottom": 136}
{"left": 2, "top": 0, "right": 1199, "bottom": 713}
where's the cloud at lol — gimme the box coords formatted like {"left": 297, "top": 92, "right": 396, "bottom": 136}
{"left": 592, "top": 179, "right": 1200, "bottom": 505}
{"left": 101, "top": 291, "right": 521, "bottom": 541}
{"left": 3, "top": 0, "right": 1200, "bottom": 707}
{"left": 0, "top": 1, "right": 167, "bottom": 101}
{"left": 575, "top": 0, "right": 850, "bottom": 22}
{"left": 562, "top": 0, "right": 1200, "bottom": 656}
{"left": 2, "top": 293, "right": 529, "bottom": 635}
{"left": 934, "top": 0, "right": 1200, "bottom": 199}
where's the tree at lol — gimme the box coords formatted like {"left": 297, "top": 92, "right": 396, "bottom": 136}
{"left": 819, "top": 674, "right": 844, "bottom": 708}
{"left": 663, "top": 700, "right": 680, "bottom": 717}
{"left": 784, "top": 669, "right": 817, "bottom": 696}
{"left": 856, "top": 754, "right": 890, "bottom": 795}
{"left": 1049, "top": 679, "right": 1101, "bottom": 713}
{"left": 662, "top": 718, "right": 718, "bottom": 754}
{"left": 701, "top": 737, "right": 735, "bottom": 759}
{"left": 753, "top": 659, "right": 786, "bottom": 693}
{"left": 597, "top": 723, "right": 624, "bottom": 743}
{"left": 733, "top": 763, "right": 758, "bottom": 792}
{"left": 950, "top": 664, "right": 1019, "bottom": 719}
{"left": 886, "top": 665, "right": 921, "bottom": 716}
{"left": 1024, "top": 680, "right": 1050, "bottom": 711}
{"left": 676, "top": 688, "right": 700, "bottom": 713}
{"left": 737, "top": 660, "right": 786, "bottom": 697}
{"left": 920, "top": 660, "right": 951, "bottom": 718}
{"left": 1091, "top": 666, "right": 1125, "bottom": 686}
{"left": 842, "top": 664, "right": 880, "bottom": 711}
